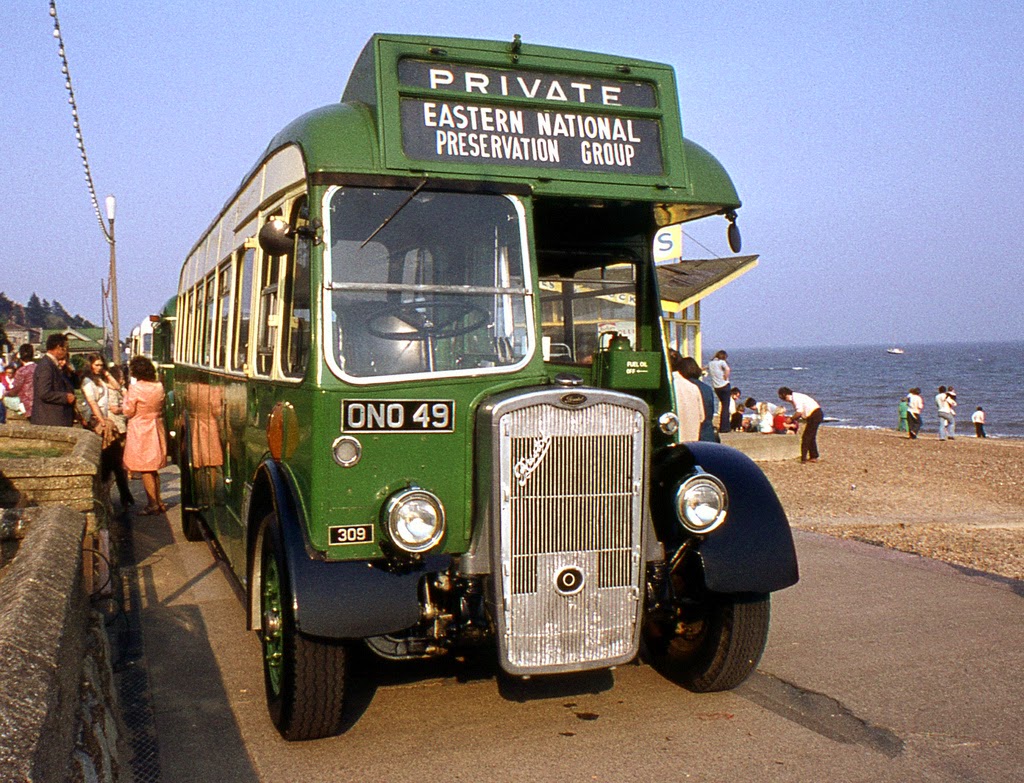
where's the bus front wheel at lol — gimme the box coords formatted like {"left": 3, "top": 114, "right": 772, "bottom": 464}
{"left": 259, "top": 514, "right": 347, "bottom": 741}
{"left": 644, "top": 568, "right": 770, "bottom": 693}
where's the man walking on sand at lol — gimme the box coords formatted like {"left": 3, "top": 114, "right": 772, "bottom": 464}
{"left": 779, "top": 386, "right": 823, "bottom": 463}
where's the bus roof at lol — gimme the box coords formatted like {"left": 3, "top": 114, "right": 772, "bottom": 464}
{"left": 264, "top": 33, "right": 740, "bottom": 219}
{"left": 184, "top": 34, "right": 743, "bottom": 285}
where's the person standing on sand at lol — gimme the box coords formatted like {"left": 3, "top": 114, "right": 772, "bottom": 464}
{"left": 778, "top": 386, "right": 823, "bottom": 463}
{"left": 936, "top": 386, "right": 955, "bottom": 441}
{"left": 707, "top": 350, "right": 732, "bottom": 433}
{"left": 946, "top": 386, "right": 958, "bottom": 438}
{"left": 906, "top": 388, "right": 923, "bottom": 439}
{"left": 972, "top": 406, "right": 987, "bottom": 438}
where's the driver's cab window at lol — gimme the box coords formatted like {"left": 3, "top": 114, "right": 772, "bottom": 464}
{"left": 539, "top": 262, "right": 638, "bottom": 366}
{"left": 325, "top": 186, "right": 531, "bottom": 381}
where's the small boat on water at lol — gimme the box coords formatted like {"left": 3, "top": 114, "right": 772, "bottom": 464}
{"left": 886, "top": 347, "right": 905, "bottom": 355}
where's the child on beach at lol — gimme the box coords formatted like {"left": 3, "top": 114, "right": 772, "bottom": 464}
{"left": 972, "top": 407, "right": 986, "bottom": 438}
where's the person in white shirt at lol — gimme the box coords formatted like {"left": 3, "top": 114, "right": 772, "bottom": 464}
{"left": 935, "top": 386, "right": 955, "bottom": 441}
{"left": 971, "top": 406, "right": 987, "bottom": 438}
{"left": 778, "top": 386, "right": 823, "bottom": 462}
{"left": 906, "top": 388, "right": 924, "bottom": 439}
{"left": 706, "top": 350, "right": 732, "bottom": 433}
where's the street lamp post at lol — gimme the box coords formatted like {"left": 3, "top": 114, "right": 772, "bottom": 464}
{"left": 106, "top": 194, "right": 120, "bottom": 364}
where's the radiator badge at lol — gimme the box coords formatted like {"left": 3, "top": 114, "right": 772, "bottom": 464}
{"left": 560, "top": 392, "right": 587, "bottom": 406}
{"left": 513, "top": 435, "right": 552, "bottom": 486}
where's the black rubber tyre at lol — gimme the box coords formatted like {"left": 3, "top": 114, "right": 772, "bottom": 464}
{"left": 176, "top": 437, "right": 205, "bottom": 542}
{"left": 181, "top": 508, "right": 204, "bottom": 542}
{"left": 647, "top": 591, "right": 770, "bottom": 692}
{"left": 259, "top": 514, "right": 347, "bottom": 741}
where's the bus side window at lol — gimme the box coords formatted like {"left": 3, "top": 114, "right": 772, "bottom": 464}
{"left": 255, "top": 247, "right": 281, "bottom": 377}
{"left": 215, "top": 261, "right": 233, "bottom": 369}
{"left": 186, "top": 287, "right": 198, "bottom": 364}
{"left": 282, "top": 201, "right": 311, "bottom": 378}
{"left": 203, "top": 272, "right": 216, "bottom": 366}
{"left": 233, "top": 248, "right": 254, "bottom": 372}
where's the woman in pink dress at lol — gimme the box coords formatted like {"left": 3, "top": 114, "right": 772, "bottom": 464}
{"left": 123, "top": 356, "right": 168, "bottom": 515}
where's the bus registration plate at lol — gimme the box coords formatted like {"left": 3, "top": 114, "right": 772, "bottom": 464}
{"left": 342, "top": 400, "right": 455, "bottom": 432}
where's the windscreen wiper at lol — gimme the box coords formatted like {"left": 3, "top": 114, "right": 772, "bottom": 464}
{"left": 360, "top": 178, "right": 427, "bottom": 248}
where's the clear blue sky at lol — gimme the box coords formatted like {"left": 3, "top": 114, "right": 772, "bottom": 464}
{"left": 3, "top": 1, "right": 1023, "bottom": 349}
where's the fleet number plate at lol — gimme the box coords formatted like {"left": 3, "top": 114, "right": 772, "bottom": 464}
{"left": 342, "top": 399, "right": 455, "bottom": 432}
{"left": 329, "top": 524, "right": 374, "bottom": 545}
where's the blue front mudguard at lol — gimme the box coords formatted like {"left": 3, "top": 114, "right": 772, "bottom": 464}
{"left": 651, "top": 442, "right": 799, "bottom": 594}
{"left": 259, "top": 460, "right": 447, "bottom": 639}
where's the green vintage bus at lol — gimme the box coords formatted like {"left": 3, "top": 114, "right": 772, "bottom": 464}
{"left": 171, "top": 33, "right": 797, "bottom": 740}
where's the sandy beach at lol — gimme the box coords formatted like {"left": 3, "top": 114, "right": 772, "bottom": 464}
{"left": 759, "top": 427, "right": 1024, "bottom": 581}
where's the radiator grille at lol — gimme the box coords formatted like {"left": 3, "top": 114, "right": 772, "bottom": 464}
{"left": 497, "top": 399, "right": 646, "bottom": 673}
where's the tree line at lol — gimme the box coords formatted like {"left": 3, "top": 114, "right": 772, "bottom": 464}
{"left": 0, "top": 292, "right": 98, "bottom": 352}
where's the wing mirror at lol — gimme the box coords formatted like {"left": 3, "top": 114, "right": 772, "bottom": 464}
{"left": 726, "top": 211, "right": 742, "bottom": 253}
{"left": 258, "top": 216, "right": 293, "bottom": 256}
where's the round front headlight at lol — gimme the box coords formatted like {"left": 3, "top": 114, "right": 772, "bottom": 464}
{"left": 674, "top": 473, "right": 728, "bottom": 534}
{"left": 384, "top": 489, "right": 446, "bottom": 553}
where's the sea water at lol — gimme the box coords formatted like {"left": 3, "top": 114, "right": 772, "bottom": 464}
{"left": 724, "top": 341, "right": 1024, "bottom": 439}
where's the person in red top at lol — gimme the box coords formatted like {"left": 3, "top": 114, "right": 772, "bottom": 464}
{"left": 8, "top": 344, "right": 36, "bottom": 419}
{"left": 0, "top": 365, "right": 15, "bottom": 423}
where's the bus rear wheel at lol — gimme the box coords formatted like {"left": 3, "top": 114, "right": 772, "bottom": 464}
{"left": 259, "top": 514, "right": 347, "bottom": 741}
{"left": 177, "top": 446, "right": 204, "bottom": 542}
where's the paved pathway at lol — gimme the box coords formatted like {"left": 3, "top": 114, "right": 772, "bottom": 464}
{"left": 118, "top": 468, "right": 1024, "bottom": 782}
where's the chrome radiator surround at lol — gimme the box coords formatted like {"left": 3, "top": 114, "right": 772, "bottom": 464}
{"left": 484, "top": 388, "right": 648, "bottom": 675}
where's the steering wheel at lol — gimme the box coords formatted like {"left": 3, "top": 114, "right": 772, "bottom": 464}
{"left": 366, "top": 300, "right": 490, "bottom": 341}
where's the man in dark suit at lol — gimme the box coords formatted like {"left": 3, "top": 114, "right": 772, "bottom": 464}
{"left": 30, "top": 333, "right": 78, "bottom": 427}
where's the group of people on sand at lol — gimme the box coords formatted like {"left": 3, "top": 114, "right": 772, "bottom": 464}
{"left": 731, "top": 391, "right": 798, "bottom": 435}
{"left": 670, "top": 348, "right": 824, "bottom": 464}
{"left": 902, "top": 386, "right": 987, "bottom": 440}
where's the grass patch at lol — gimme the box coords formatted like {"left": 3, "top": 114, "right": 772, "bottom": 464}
{"left": 0, "top": 442, "right": 69, "bottom": 459}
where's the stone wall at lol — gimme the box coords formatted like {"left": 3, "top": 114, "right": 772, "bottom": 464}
{"left": 0, "top": 426, "right": 129, "bottom": 782}
{"left": 719, "top": 430, "right": 801, "bottom": 461}
{"left": 0, "top": 424, "right": 107, "bottom": 531}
